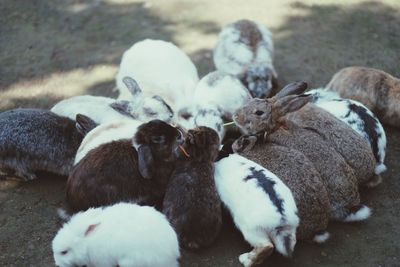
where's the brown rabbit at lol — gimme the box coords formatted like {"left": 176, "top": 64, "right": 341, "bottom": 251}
{"left": 163, "top": 126, "right": 222, "bottom": 250}
{"left": 326, "top": 66, "right": 400, "bottom": 128}
{"left": 233, "top": 82, "right": 374, "bottom": 231}
{"left": 231, "top": 139, "right": 331, "bottom": 242}
{"left": 234, "top": 81, "right": 376, "bottom": 186}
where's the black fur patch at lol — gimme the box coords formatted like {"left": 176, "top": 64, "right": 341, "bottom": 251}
{"left": 348, "top": 103, "right": 380, "bottom": 162}
{"left": 244, "top": 167, "right": 284, "bottom": 215}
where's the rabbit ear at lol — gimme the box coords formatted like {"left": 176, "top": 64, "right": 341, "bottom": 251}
{"left": 273, "top": 94, "right": 313, "bottom": 117}
{"left": 84, "top": 223, "right": 100, "bottom": 237}
{"left": 109, "top": 101, "right": 135, "bottom": 118}
{"left": 137, "top": 144, "right": 154, "bottom": 179}
{"left": 123, "top": 77, "right": 142, "bottom": 96}
{"left": 275, "top": 81, "right": 308, "bottom": 99}
{"left": 75, "top": 114, "right": 97, "bottom": 136}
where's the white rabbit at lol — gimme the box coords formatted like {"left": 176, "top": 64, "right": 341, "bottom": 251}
{"left": 213, "top": 19, "right": 278, "bottom": 98}
{"left": 52, "top": 77, "right": 174, "bottom": 125}
{"left": 52, "top": 202, "right": 180, "bottom": 267}
{"left": 215, "top": 154, "right": 299, "bottom": 267}
{"left": 307, "top": 88, "right": 387, "bottom": 185}
{"left": 116, "top": 39, "right": 199, "bottom": 113}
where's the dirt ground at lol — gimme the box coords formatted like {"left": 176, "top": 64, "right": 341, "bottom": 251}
{"left": 0, "top": 0, "right": 399, "bottom": 266}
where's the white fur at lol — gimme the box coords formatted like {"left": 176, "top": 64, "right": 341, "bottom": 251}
{"left": 309, "top": 88, "right": 387, "bottom": 175}
{"left": 213, "top": 21, "right": 274, "bottom": 76}
{"left": 52, "top": 202, "right": 180, "bottom": 267}
{"left": 312, "top": 231, "right": 331, "bottom": 243}
{"left": 214, "top": 154, "right": 299, "bottom": 260}
{"left": 116, "top": 39, "right": 199, "bottom": 112}
{"left": 74, "top": 120, "right": 142, "bottom": 164}
{"left": 193, "top": 71, "right": 252, "bottom": 119}
{"left": 343, "top": 205, "right": 372, "bottom": 222}
{"left": 51, "top": 94, "right": 173, "bottom": 125}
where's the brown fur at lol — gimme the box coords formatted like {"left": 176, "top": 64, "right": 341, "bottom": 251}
{"left": 234, "top": 19, "right": 263, "bottom": 54}
{"left": 240, "top": 143, "right": 330, "bottom": 240}
{"left": 326, "top": 66, "right": 400, "bottom": 128}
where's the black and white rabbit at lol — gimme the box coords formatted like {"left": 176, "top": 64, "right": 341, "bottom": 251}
{"left": 163, "top": 126, "right": 222, "bottom": 250}
{"left": 0, "top": 109, "right": 95, "bottom": 180}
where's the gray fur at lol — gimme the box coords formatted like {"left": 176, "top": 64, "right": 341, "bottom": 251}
{"left": 0, "top": 109, "right": 86, "bottom": 180}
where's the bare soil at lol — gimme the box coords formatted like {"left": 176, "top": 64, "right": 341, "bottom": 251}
{"left": 0, "top": 1, "right": 399, "bottom": 266}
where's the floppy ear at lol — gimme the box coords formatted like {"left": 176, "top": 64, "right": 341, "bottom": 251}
{"left": 274, "top": 94, "right": 314, "bottom": 117}
{"left": 75, "top": 114, "right": 98, "bottom": 136}
{"left": 122, "top": 76, "right": 142, "bottom": 96}
{"left": 109, "top": 101, "right": 135, "bottom": 118}
{"left": 275, "top": 81, "right": 308, "bottom": 99}
{"left": 137, "top": 144, "right": 154, "bottom": 179}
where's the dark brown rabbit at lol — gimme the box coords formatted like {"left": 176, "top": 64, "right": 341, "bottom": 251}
{"left": 163, "top": 126, "right": 222, "bottom": 250}
{"left": 66, "top": 120, "right": 183, "bottom": 213}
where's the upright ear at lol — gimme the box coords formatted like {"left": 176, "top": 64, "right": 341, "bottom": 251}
{"left": 84, "top": 223, "right": 100, "bottom": 237}
{"left": 137, "top": 144, "right": 154, "bottom": 179}
{"left": 109, "top": 101, "right": 135, "bottom": 118}
{"left": 275, "top": 81, "right": 308, "bottom": 99}
{"left": 274, "top": 94, "right": 314, "bottom": 117}
{"left": 122, "top": 77, "right": 142, "bottom": 96}
{"left": 75, "top": 114, "right": 98, "bottom": 136}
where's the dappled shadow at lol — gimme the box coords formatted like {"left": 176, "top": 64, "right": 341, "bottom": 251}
{"left": 273, "top": 1, "right": 400, "bottom": 88}
{"left": 0, "top": 0, "right": 219, "bottom": 91}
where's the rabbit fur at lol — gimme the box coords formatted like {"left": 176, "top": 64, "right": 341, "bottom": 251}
{"left": 52, "top": 202, "right": 180, "bottom": 267}
{"left": 215, "top": 153, "right": 299, "bottom": 267}
{"left": 52, "top": 77, "right": 174, "bottom": 125}
{"left": 163, "top": 126, "right": 222, "bottom": 250}
{"left": 213, "top": 19, "right": 278, "bottom": 98}
{"left": 0, "top": 109, "right": 95, "bottom": 180}
{"left": 116, "top": 39, "right": 199, "bottom": 114}
{"left": 307, "top": 88, "right": 387, "bottom": 181}
{"left": 66, "top": 120, "right": 184, "bottom": 213}
{"left": 326, "top": 66, "right": 400, "bottom": 128}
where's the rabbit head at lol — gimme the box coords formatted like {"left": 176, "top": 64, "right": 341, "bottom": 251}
{"left": 110, "top": 77, "right": 174, "bottom": 123}
{"left": 240, "top": 64, "right": 278, "bottom": 98}
{"left": 134, "top": 119, "right": 184, "bottom": 179}
{"left": 233, "top": 81, "right": 312, "bottom": 135}
{"left": 52, "top": 208, "right": 102, "bottom": 267}
{"left": 270, "top": 225, "right": 297, "bottom": 258}
{"left": 183, "top": 126, "right": 220, "bottom": 162}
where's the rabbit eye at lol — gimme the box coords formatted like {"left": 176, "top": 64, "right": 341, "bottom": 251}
{"left": 151, "top": 136, "right": 165, "bottom": 144}
{"left": 254, "top": 110, "right": 264, "bottom": 116}
{"left": 61, "top": 250, "right": 68, "bottom": 255}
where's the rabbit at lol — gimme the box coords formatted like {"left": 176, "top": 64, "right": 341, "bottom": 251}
{"left": 0, "top": 109, "right": 96, "bottom": 180}
{"left": 326, "top": 66, "right": 400, "bottom": 128}
{"left": 163, "top": 126, "right": 222, "bottom": 250}
{"left": 213, "top": 19, "right": 278, "bottom": 98}
{"left": 234, "top": 82, "right": 376, "bottom": 187}
{"left": 52, "top": 77, "right": 174, "bottom": 125}
{"left": 222, "top": 139, "right": 330, "bottom": 243}
{"left": 214, "top": 153, "right": 299, "bottom": 267}
{"left": 306, "top": 88, "right": 387, "bottom": 186}
{"left": 233, "top": 82, "right": 374, "bottom": 221}
{"left": 52, "top": 202, "right": 180, "bottom": 267}
{"left": 193, "top": 71, "right": 252, "bottom": 120}
{"left": 74, "top": 119, "right": 143, "bottom": 164}
{"left": 66, "top": 119, "right": 184, "bottom": 213}
{"left": 116, "top": 39, "right": 199, "bottom": 115}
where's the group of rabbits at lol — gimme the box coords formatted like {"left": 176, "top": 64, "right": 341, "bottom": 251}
{"left": 1, "top": 18, "right": 399, "bottom": 267}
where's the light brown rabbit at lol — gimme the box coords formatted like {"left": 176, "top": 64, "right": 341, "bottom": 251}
{"left": 233, "top": 82, "right": 374, "bottom": 228}
{"left": 326, "top": 66, "right": 400, "bottom": 128}
{"left": 234, "top": 81, "right": 376, "bottom": 186}
{"left": 232, "top": 139, "right": 331, "bottom": 242}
